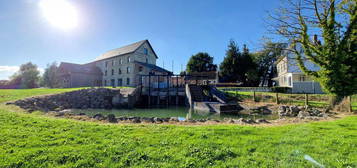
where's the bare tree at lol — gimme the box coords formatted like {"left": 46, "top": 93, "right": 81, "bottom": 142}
{"left": 268, "top": 0, "right": 356, "bottom": 103}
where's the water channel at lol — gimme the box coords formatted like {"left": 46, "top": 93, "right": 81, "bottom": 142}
{"left": 71, "top": 107, "right": 279, "bottom": 121}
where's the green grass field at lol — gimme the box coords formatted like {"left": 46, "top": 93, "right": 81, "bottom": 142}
{"left": 0, "top": 89, "right": 357, "bottom": 167}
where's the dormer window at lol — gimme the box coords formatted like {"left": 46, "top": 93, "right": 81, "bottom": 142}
{"left": 144, "top": 48, "right": 148, "bottom": 55}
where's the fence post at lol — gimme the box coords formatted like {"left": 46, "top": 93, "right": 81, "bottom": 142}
{"left": 349, "top": 96, "right": 352, "bottom": 113}
{"left": 305, "top": 94, "right": 309, "bottom": 106}
{"left": 253, "top": 91, "right": 256, "bottom": 102}
{"left": 275, "top": 92, "right": 279, "bottom": 104}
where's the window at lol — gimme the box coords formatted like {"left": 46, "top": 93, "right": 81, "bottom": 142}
{"left": 111, "top": 79, "right": 115, "bottom": 87}
{"left": 105, "top": 70, "right": 107, "bottom": 76}
{"left": 139, "top": 66, "right": 143, "bottom": 72}
{"left": 118, "top": 78, "right": 122, "bottom": 86}
{"left": 144, "top": 48, "right": 148, "bottom": 55}
{"left": 127, "top": 57, "right": 131, "bottom": 63}
{"left": 118, "top": 68, "right": 122, "bottom": 74}
{"left": 104, "top": 80, "right": 107, "bottom": 86}
{"left": 105, "top": 61, "right": 108, "bottom": 67}
{"left": 111, "top": 69, "right": 114, "bottom": 75}
{"left": 112, "top": 60, "right": 114, "bottom": 66}
{"left": 300, "top": 75, "right": 306, "bottom": 81}
{"left": 127, "top": 67, "right": 131, "bottom": 73}
{"left": 120, "top": 59, "right": 123, "bottom": 64}
{"left": 146, "top": 58, "right": 148, "bottom": 63}
{"left": 126, "top": 78, "right": 130, "bottom": 85}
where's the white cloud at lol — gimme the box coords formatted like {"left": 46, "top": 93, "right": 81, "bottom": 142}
{"left": 0, "top": 66, "right": 19, "bottom": 80}
{"left": 0, "top": 66, "right": 44, "bottom": 80}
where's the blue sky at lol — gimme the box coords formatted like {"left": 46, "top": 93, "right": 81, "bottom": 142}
{"left": 0, "top": 0, "right": 281, "bottom": 80}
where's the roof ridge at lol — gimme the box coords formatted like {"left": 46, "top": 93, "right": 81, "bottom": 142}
{"left": 94, "top": 39, "right": 148, "bottom": 61}
{"left": 104, "top": 39, "right": 147, "bottom": 53}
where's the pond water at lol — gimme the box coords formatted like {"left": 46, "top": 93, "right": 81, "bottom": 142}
{"left": 71, "top": 107, "right": 279, "bottom": 121}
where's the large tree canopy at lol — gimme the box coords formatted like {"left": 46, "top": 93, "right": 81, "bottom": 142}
{"left": 269, "top": 0, "right": 357, "bottom": 98}
{"left": 41, "top": 62, "right": 60, "bottom": 88}
{"left": 186, "top": 52, "right": 217, "bottom": 73}
{"left": 220, "top": 40, "right": 257, "bottom": 86}
{"left": 219, "top": 40, "right": 241, "bottom": 82}
{"left": 11, "top": 62, "right": 40, "bottom": 89}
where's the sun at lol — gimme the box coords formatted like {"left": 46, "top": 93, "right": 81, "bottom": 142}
{"left": 39, "top": 0, "right": 79, "bottom": 30}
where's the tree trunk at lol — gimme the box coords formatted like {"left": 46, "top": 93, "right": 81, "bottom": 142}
{"left": 329, "top": 95, "right": 350, "bottom": 112}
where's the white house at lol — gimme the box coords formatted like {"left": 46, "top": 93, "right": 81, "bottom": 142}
{"left": 273, "top": 44, "right": 324, "bottom": 94}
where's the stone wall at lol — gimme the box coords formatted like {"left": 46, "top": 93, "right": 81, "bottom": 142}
{"left": 7, "top": 88, "right": 133, "bottom": 112}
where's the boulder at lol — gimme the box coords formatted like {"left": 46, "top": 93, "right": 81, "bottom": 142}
{"left": 289, "top": 106, "right": 300, "bottom": 116}
{"left": 245, "top": 119, "right": 256, "bottom": 124}
{"left": 132, "top": 118, "right": 141, "bottom": 123}
{"left": 153, "top": 117, "right": 163, "bottom": 123}
{"left": 297, "top": 111, "right": 310, "bottom": 119}
{"left": 255, "top": 119, "right": 270, "bottom": 123}
{"left": 107, "top": 114, "right": 117, "bottom": 123}
{"left": 141, "top": 117, "right": 154, "bottom": 123}
{"left": 278, "top": 105, "right": 302, "bottom": 117}
{"left": 278, "top": 106, "right": 288, "bottom": 116}
{"left": 93, "top": 114, "right": 105, "bottom": 120}
{"left": 169, "top": 117, "right": 179, "bottom": 122}
{"left": 55, "top": 112, "right": 65, "bottom": 117}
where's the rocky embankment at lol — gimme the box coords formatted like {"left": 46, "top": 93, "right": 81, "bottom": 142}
{"left": 7, "top": 88, "right": 129, "bottom": 112}
{"left": 278, "top": 105, "right": 329, "bottom": 119}
{"left": 53, "top": 111, "right": 271, "bottom": 125}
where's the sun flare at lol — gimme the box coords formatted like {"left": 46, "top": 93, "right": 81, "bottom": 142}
{"left": 39, "top": 0, "right": 79, "bottom": 30}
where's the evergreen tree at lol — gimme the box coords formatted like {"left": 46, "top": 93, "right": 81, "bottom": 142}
{"left": 219, "top": 40, "right": 241, "bottom": 82}
{"left": 186, "top": 52, "right": 217, "bottom": 73}
{"left": 220, "top": 40, "right": 257, "bottom": 86}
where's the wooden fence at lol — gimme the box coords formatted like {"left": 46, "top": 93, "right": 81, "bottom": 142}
{"left": 223, "top": 90, "right": 357, "bottom": 112}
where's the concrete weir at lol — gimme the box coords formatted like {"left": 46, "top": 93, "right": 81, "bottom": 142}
{"left": 185, "top": 84, "right": 241, "bottom": 113}
{"left": 136, "top": 73, "right": 241, "bottom": 112}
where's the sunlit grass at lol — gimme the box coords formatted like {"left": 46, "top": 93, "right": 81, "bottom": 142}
{"left": 0, "top": 88, "right": 356, "bottom": 167}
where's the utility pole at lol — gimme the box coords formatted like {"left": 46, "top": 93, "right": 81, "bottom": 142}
{"left": 172, "top": 60, "right": 174, "bottom": 74}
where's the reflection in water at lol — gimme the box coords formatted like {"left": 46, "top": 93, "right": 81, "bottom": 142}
{"left": 71, "top": 106, "right": 279, "bottom": 121}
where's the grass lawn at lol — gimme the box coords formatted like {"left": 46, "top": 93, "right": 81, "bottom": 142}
{"left": 0, "top": 89, "right": 356, "bottom": 167}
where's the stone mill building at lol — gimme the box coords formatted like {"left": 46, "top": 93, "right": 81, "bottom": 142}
{"left": 58, "top": 40, "right": 171, "bottom": 88}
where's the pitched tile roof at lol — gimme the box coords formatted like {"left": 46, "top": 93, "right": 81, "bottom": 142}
{"left": 94, "top": 40, "right": 158, "bottom": 61}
